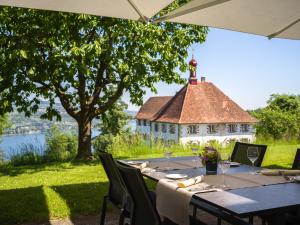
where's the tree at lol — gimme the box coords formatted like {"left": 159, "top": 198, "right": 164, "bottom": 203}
{"left": 93, "top": 98, "right": 131, "bottom": 153}
{"left": 252, "top": 94, "right": 300, "bottom": 140}
{"left": 97, "top": 99, "right": 131, "bottom": 136}
{"left": 0, "top": 3, "right": 208, "bottom": 159}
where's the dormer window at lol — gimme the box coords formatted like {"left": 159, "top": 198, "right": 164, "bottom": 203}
{"left": 228, "top": 124, "right": 237, "bottom": 133}
{"left": 240, "top": 124, "right": 250, "bottom": 133}
{"left": 207, "top": 124, "right": 217, "bottom": 134}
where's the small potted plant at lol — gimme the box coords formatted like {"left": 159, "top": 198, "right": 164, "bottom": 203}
{"left": 200, "top": 146, "right": 219, "bottom": 175}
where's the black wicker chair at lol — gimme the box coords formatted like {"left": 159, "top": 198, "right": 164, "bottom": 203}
{"left": 99, "top": 150, "right": 131, "bottom": 225}
{"left": 231, "top": 142, "right": 267, "bottom": 167}
{"left": 292, "top": 149, "right": 300, "bottom": 169}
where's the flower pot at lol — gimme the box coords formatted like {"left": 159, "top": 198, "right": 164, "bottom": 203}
{"left": 206, "top": 161, "right": 218, "bottom": 175}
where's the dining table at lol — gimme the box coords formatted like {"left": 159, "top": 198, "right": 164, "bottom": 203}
{"left": 118, "top": 156, "right": 300, "bottom": 225}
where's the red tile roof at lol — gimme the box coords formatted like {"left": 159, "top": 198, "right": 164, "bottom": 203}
{"left": 135, "top": 96, "right": 172, "bottom": 120}
{"left": 137, "top": 82, "right": 257, "bottom": 124}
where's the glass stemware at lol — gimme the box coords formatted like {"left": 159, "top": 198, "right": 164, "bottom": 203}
{"left": 164, "top": 144, "right": 173, "bottom": 170}
{"left": 191, "top": 147, "right": 199, "bottom": 168}
{"left": 218, "top": 152, "right": 230, "bottom": 189}
{"left": 247, "top": 146, "right": 259, "bottom": 174}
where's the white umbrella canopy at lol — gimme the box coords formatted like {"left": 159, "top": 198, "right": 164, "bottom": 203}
{"left": 0, "top": 0, "right": 174, "bottom": 21}
{"left": 156, "top": 0, "right": 300, "bottom": 40}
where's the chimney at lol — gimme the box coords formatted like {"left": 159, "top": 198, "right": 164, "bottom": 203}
{"left": 188, "top": 57, "right": 198, "bottom": 85}
{"left": 201, "top": 77, "right": 206, "bottom": 82}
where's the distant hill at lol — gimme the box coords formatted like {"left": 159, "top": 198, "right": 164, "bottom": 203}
{"left": 5, "top": 101, "right": 137, "bottom": 135}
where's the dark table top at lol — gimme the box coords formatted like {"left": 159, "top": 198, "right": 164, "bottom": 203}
{"left": 192, "top": 183, "right": 300, "bottom": 217}
{"left": 119, "top": 156, "right": 258, "bottom": 181}
{"left": 119, "top": 156, "right": 300, "bottom": 217}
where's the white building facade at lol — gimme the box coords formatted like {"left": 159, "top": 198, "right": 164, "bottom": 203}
{"left": 136, "top": 121, "right": 255, "bottom": 144}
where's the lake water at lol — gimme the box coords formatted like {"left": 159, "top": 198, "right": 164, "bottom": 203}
{"left": 0, "top": 120, "right": 136, "bottom": 159}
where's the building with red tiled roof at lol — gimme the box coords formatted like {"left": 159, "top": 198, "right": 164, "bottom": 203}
{"left": 135, "top": 57, "right": 257, "bottom": 144}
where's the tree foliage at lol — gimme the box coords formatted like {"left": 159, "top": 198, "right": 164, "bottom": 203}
{"left": 0, "top": 114, "right": 10, "bottom": 135}
{"left": 0, "top": 2, "right": 208, "bottom": 159}
{"left": 252, "top": 94, "right": 300, "bottom": 140}
{"left": 97, "top": 99, "right": 131, "bottom": 136}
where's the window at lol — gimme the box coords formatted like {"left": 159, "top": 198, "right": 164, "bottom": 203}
{"left": 207, "top": 124, "right": 217, "bottom": 134}
{"left": 169, "top": 124, "right": 175, "bottom": 134}
{"left": 187, "top": 125, "right": 198, "bottom": 134}
{"left": 154, "top": 123, "right": 159, "bottom": 132}
{"left": 143, "top": 120, "right": 147, "bottom": 126}
{"left": 137, "top": 119, "right": 141, "bottom": 126}
{"left": 161, "top": 124, "right": 167, "bottom": 133}
{"left": 240, "top": 124, "right": 250, "bottom": 133}
{"left": 228, "top": 124, "right": 237, "bottom": 133}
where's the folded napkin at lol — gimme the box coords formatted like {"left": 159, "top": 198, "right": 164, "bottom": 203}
{"left": 140, "top": 161, "right": 149, "bottom": 169}
{"left": 281, "top": 170, "right": 300, "bottom": 176}
{"left": 133, "top": 161, "right": 149, "bottom": 170}
{"left": 260, "top": 169, "right": 281, "bottom": 176}
{"left": 261, "top": 169, "right": 300, "bottom": 176}
{"left": 177, "top": 176, "right": 204, "bottom": 188}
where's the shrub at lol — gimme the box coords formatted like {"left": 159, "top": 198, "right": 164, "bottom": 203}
{"left": 0, "top": 149, "right": 5, "bottom": 164}
{"left": 44, "top": 125, "right": 77, "bottom": 162}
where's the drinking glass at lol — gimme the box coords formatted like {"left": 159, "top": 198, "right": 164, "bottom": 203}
{"left": 191, "top": 147, "right": 199, "bottom": 168}
{"left": 218, "top": 152, "right": 230, "bottom": 188}
{"left": 247, "top": 146, "right": 259, "bottom": 174}
{"left": 164, "top": 147, "right": 173, "bottom": 170}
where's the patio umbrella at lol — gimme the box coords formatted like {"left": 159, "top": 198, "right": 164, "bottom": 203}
{"left": 0, "top": 0, "right": 174, "bottom": 22}
{"left": 155, "top": 0, "right": 300, "bottom": 40}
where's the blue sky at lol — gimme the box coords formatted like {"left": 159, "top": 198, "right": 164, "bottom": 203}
{"left": 124, "top": 28, "right": 300, "bottom": 111}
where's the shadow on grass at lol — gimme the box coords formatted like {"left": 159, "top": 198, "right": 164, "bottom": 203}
{"left": 0, "top": 160, "right": 103, "bottom": 177}
{"left": 51, "top": 182, "right": 109, "bottom": 224}
{"left": 0, "top": 186, "right": 49, "bottom": 225}
{"left": 0, "top": 182, "right": 110, "bottom": 225}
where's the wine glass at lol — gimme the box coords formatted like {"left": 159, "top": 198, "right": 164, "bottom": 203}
{"left": 218, "top": 152, "right": 230, "bottom": 188}
{"left": 191, "top": 147, "right": 199, "bottom": 168}
{"left": 247, "top": 147, "right": 259, "bottom": 174}
{"left": 164, "top": 144, "right": 173, "bottom": 170}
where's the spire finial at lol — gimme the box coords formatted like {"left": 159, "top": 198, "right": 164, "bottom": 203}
{"left": 188, "top": 54, "right": 198, "bottom": 85}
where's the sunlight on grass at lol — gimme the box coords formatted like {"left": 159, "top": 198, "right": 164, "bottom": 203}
{"left": 44, "top": 186, "right": 70, "bottom": 219}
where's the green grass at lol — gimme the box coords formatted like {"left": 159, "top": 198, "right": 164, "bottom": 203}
{"left": 0, "top": 143, "right": 299, "bottom": 225}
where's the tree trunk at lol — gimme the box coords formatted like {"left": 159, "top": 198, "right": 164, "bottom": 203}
{"left": 76, "top": 118, "right": 93, "bottom": 160}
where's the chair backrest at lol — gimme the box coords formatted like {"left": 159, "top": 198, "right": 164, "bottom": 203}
{"left": 99, "top": 150, "right": 128, "bottom": 206}
{"left": 292, "top": 149, "right": 300, "bottom": 169}
{"left": 231, "top": 142, "right": 267, "bottom": 167}
{"left": 116, "top": 162, "right": 161, "bottom": 225}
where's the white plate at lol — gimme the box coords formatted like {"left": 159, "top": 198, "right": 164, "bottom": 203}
{"left": 230, "top": 162, "right": 241, "bottom": 167}
{"left": 166, "top": 174, "right": 188, "bottom": 180}
{"left": 294, "top": 176, "right": 300, "bottom": 183}
{"left": 126, "top": 161, "right": 144, "bottom": 165}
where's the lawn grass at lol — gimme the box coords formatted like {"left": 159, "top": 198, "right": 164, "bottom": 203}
{"left": 0, "top": 143, "right": 299, "bottom": 225}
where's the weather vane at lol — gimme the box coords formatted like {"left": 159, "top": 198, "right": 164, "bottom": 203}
{"left": 192, "top": 47, "right": 195, "bottom": 59}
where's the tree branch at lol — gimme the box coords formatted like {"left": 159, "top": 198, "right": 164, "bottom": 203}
{"left": 92, "top": 78, "right": 126, "bottom": 118}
